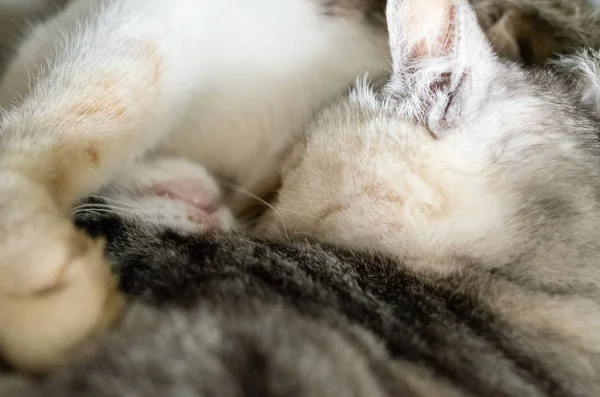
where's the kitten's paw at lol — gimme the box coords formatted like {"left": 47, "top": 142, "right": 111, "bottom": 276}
{"left": 0, "top": 174, "right": 124, "bottom": 372}
{"left": 80, "top": 157, "right": 237, "bottom": 232}
{"left": 150, "top": 178, "right": 236, "bottom": 231}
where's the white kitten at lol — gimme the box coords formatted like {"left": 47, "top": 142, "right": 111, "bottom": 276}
{"left": 0, "top": 0, "right": 388, "bottom": 371}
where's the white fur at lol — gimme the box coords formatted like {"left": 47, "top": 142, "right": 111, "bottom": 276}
{"left": 0, "top": 0, "right": 388, "bottom": 197}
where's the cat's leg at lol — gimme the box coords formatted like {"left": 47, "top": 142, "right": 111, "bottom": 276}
{"left": 0, "top": 0, "right": 204, "bottom": 371}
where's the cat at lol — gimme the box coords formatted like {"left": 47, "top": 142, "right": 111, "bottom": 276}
{"left": 4, "top": 0, "right": 600, "bottom": 395}
{"left": 0, "top": 0, "right": 391, "bottom": 371}
{"left": 0, "top": 0, "right": 562, "bottom": 371}
{"left": 0, "top": 0, "right": 597, "bottom": 379}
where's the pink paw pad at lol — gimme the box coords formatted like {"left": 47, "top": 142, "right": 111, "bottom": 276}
{"left": 150, "top": 179, "right": 229, "bottom": 231}
{"left": 152, "top": 180, "right": 218, "bottom": 212}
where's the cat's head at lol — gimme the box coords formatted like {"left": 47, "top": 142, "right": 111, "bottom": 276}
{"left": 257, "top": 0, "right": 600, "bottom": 262}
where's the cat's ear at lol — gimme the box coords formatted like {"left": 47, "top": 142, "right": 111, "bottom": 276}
{"left": 385, "top": 0, "right": 498, "bottom": 137}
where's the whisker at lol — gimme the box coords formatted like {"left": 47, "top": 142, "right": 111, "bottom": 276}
{"left": 70, "top": 208, "right": 136, "bottom": 219}
{"left": 71, "top": 205, "right": 135, "bottom": 214}
{"left": 71, "top": 201, "right": 160, "bottom": 218}
{"left": 71, "top": 203, "right": 139, "bottom": 215}
{"left": 290, "top": 215, "right": 317, "bottom": 240}
{"left": 86, "top": 195, "right": 143, "bottom": 207}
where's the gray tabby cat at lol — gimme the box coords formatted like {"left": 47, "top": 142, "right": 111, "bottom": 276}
{"left": 3, "top": 0, "right": 600, "bottom": 396}
{"left": 0, "top": 0, "right": 548, "bottom": 371}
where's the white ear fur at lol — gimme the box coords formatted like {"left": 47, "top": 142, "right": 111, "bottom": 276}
{"left": 385, "top": 0, "right": 496, "bottom": 136}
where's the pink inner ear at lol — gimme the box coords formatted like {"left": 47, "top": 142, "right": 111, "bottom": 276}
{"left": 406, "top": 0, "right": 456, "bottom": 59}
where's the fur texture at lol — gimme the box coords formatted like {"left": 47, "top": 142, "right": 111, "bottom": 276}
{"left": 4, "top": 0, "right": 600, "bottom": 395}
{"left": 2, "top": 0, "right": 600, "bottom": 394}
{"left": 3, "top": 219, "right": 592, "bottom": 397}
{"left": 0, "top": 0, "right": 388, "bottom": 370}
{"left": 253, "top": 5, "right": 600, "bottom": 392}
{"left": 0, "top": 1, "right": 593, "bottom": 374}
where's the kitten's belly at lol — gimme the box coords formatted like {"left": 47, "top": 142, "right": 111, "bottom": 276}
{"left": 152, "top": 0, "right": 388, "bottom": 203}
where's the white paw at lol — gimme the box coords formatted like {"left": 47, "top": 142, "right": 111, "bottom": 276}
{"left": 84, "top": 157, "right": 237, "bottom": 232}
{"left": 0, "top": 172, "right": 124, "bottom": 372}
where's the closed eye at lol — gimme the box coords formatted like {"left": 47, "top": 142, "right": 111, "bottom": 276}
{"left": 313, "top": 202, "right": 349, "bottom": 223}
{"left": 443, "top": 72, "right": 467, "bottom": 119}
